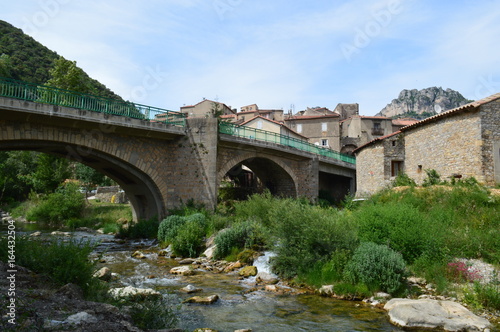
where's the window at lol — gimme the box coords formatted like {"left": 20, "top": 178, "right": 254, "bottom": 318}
{"left": 391, "top": 161, "right": 403, "bottom": 177}
{"left": 321, "top": 122, "right": 327, "bottom": 131}
{"left": 321, "top": 139, "right": 328, "bottom": 147}
{"left": 297, "top": 124, "right": 302, "bottom": 133}
{"left": 257, "top": 120, "right": 263, "bottom": 130}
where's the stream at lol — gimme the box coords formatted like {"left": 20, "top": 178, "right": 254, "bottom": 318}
{"left": 16, "top": 226, "right": 415, "bottom": 331}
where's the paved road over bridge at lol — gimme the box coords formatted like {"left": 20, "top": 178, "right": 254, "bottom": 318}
{"left": 0, "top": 78, "right": 355, "bottom": 220}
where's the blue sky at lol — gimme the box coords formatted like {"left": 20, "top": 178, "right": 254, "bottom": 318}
{"left": 3, "top": 0, "right": 500, "bottom": 115}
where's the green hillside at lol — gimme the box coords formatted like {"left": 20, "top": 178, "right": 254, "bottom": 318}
{"left": 0, "top": 20, "right": 123, "bottom": 100}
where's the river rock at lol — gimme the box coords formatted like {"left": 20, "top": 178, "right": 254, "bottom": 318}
{"left": 224, "top": 261, "right": 243, "bottom": 273}
{"left": 183, "top": 294, "right": 219, "bottom": 305}
{"left": 170, "top": 265, "right": 194, "bottom": 276}
{"left": 109, "top": 286, "right": 160, "bottom": 300}
{"left": 203, "top": 245, "right": 217, "bottom": 259}
{"left": 193, "top": 329, "right": 219, "bottom": 332}
{"left": 180, "top": 284, "right": 202, "bottom": 294}
{"left": 234, "top": 329, "right": 252, "bottom": 332}
{"left": 131, "top": 251, "right": 146, "bottom": 259}
{"left": 239, "top": 266, "right": 257, "bottom": 277}
{"left": 179, "top": 258, "right": 196, "bottom": 264}
{"left": 384, "top": 298, "right": 491, "bottom": 331}
{"left": 256, "top": 272, "right": 278, "bottom": 285}
{"left": 51, "top": 231, "right": 71, "bottom": 236}
{"left": 65, "top": 311, "right": 98, "bottom": 325}
{"left": 318, "top": 285, "right": 335, "bottom": 296}
{"left": 93, "top": 267, "right": 112, "bottom": 281}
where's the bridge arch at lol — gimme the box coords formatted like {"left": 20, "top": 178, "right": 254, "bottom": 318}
{"left": 218, "top": 152, "right": 298, "bottom": 198}
{"left": 0, "top": 133, "right": 166, "bottom": 221}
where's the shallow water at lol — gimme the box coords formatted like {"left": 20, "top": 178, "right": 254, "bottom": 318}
{"left": 4, "top": 225, "right": 434, "bottom": 331}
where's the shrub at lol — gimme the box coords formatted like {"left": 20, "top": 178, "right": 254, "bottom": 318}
{"left": 422, "top": 169, "right": 443, "bottom": 186}
{"left": 127, "top": 296, "right": 178, "bottom": 330}
{"left": 157, "top": 215, "right": 187, "bottom": 243}
{"left": 26, "top": 183, "right": 86, "bottom": 224}
{"left": 0, "top": 236, "right": 98, "bottom": 296}
{"left": 171, "top": 220, "right": 206, "bottom": 257}
{"left": 269, "top": 199, "right": 358, "bottom": 279}
{"left": 118, "top": 218, "right": 160, "bottom": 239}
{"left": 343, "top": 242, "right": 407, "bottom": 294}
{"left": 214, "top": 219, "right": 266, "bottom": 259}
{"left": 392, "top": 173, "right": 416, "bottom": 187}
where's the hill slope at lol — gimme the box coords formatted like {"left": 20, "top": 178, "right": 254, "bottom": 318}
{"left": 377, "top": 87, "right": 472, "bottom": 119}
{"left": 0, "top": 20, "right": 122, "bottom": 100}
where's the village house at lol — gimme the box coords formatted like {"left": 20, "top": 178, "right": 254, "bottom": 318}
{"left": 238, "top": 115, "right": 307, "bottom": 141}
{"left": 180, "top": 99, "right": 235, "bottom": 118}
{"left": 354, "top": 92, "right": 500, "bottom": 197}
{"left": 284, "top": 107, "right": 341, "bottom": 151}
{"left": 237, "top": 104, "right": 284, "bottom": 123}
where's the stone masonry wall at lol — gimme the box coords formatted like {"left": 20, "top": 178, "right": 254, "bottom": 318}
{"left": 355, "top": 143, "right": 386, "bottom": 197}
{"left": 480, "top": 99, "right": 500, "bottom": 185}
{"left": 405, "top": 110, "right": 483, "bottom": 184}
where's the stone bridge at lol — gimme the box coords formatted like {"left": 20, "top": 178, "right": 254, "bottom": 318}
{"left": 0, "top": 96, "right": 355, "bottom": 220}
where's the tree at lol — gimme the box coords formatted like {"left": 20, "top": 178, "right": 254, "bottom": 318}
{"left": 0, "top": 53, "right": 13, "bottom": 78}
{"left": 31, "top": 153, "right": 71, "bottom": 193}
{"left": 74, "top": 163, "right": 113, "bottom": 191}
{"left": 46, "top": 57, "right": 96, "bottom": 94}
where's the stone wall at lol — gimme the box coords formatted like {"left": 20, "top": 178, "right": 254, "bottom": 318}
{"left": 480, "top": 99, "right": 500, "bottom": 185}
{"left": 355, "top": 143, "right": 387, "bottom": 197}
{"left": 405, "top": 110, "right": 483, "bottom": 184}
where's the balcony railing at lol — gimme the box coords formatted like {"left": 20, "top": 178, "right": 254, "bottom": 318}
{"left": 371, "top": 127, "right": 385, "bottom": 136}
{"left": 0, "top": 77, "right": 186, "bottom": 126}
{"left": 219, "top": 122, "right": 356, "bottom": 164}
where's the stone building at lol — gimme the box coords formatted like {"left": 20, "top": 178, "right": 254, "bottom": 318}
{"left": 354, "top": 92, "right": 500, "bottom": 197}
{"left": 238, "top": 115, "right": 307, "bottom": 141}
{"left": 284, "top": 108, "right": 341, "bottom": 151}
{"left": 340, "top": 116, "right": 394, "bottom": 154}
{"left": 180, "top": 99, "right": 235, "bottom": 118}
{"left": 237, "top": 104, "right": 284, "bottom": 123}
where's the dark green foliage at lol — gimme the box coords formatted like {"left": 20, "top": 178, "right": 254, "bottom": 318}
{"left": 157, "top": 215, "right": 187, "bottom": 244}
{"left": 26, "top": 183, "right": 86, "bottom": 224}
{"left": 74, "top": 163, "right": 113, "bottom": 190}
{"left": 422, "top": 169, "right": 443, "bottom": 186}
{"left": 118, "top": 218, "right": 160, "bottom": 239}
{"left": 214, "top": 219, "right": 266, "bottom": 259}
{"left": 0, "top": 236, "right": 98, "bottom": 295}
{"left": 343, "top": 242, "right": 407, "bottom": 294}
{"left": 392, "top": 173, "right": 416, "bottom": 187}
{"left": 157, "top": 213, "right": 208, "bottom": 257}
{"left": 269, "top": 199, "right": 358, "bottom": 279}
{"left": 128, "top": 297, "right": 178, "bottom": 330}
{"left": 354, "top": 201, "right": 439, "bottom": 264}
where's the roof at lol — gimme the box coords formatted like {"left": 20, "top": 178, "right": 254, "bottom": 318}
{"left": 354, "top": 91, "right": 500, "bottom": 154}
{"left": 286, "top": 114, "right": 340, "bottom": 121}
{"left": 392, "top": 118, "right": 419, "bottom": 126}
{"left": 340, "top": 115, "right": 391, "bottom": 123}
{"left": 239, "top": 115, "right": 308, "bottom": 139}
{"left": 180, "top": 99, "right": 234, "bottom": 113}
{"left": 353, "top": 131, "right": 402, "bottom": 154}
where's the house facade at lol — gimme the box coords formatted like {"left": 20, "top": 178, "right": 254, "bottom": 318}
{"left": 340, "top": 116, "right": 394, "bottom": 154}
{"left": 239, "top": 115, "right": 307, "bottom": 141}
{"left": 354, "top": 93, "right": 500, "bottom": 197}
{"left": 180, "top": 99, "right": 235, "bottom": 118}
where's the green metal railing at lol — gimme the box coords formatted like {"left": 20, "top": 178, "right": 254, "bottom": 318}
{"left": 219, "top": 122, "right": 356, "bottom": 164}
{"left": 0, "top": 77, "right": 186, "bottom": 126}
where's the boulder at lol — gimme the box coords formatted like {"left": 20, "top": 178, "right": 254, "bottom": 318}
{"left": 109, "top": 286, "right": 160, "bottom": 300}
{"left": 93, "top": 267, "right": 112, "bottom": 281}
{"left": 318, "top": 285, "right": 335, "bottom": 296}
{"left": 170, "top": 265, "right": 194, "bottom": 276}
{"left": 183, "top": 294, "right": 219, "bottom": 305}
{"left": 179, "top": 258, "right": 196, "bottom": 264}
{"left": 54, "top": 283, "right": 84, "bottom": 300}
{"left": 384, "top": 298, "right": 491, "bottom": 331}
{"left": 239, "top": 266, "right": 257, "bottom": 277}
{"left": 65, "top": 312, "right": 98, "bottom": 325}
{"left": 202, "top": 245, "right": 216, "bottom": 259}
{"left": 256, "top": 272, "right": 278, "bottom": 285}
{"left": 180, "top": 284, "right": 202, "bottom": 294}
{"left": 224, "top": 261, "right": 243, "bottom": 273}
{"left": 30, "top": 231, "right": 42, "bottom": 237}
{"left": 131, "top": 251, "right": 146, "bottom": 259}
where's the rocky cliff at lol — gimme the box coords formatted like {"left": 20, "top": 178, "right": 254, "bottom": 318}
{"left": 377, "top": 87, "right": 472, "bottom": 118}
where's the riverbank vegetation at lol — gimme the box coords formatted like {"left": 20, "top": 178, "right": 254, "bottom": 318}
{"left": 154, "top": 176, "right": 499, "bottom": 312}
